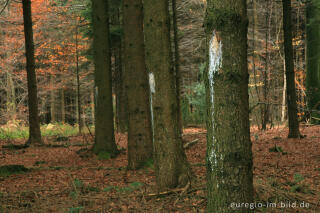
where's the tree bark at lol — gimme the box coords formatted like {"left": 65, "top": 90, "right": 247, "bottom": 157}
{"left": 204, "top": 0, "right": 253, "bottom": 212}
{"left": 123, "top": 0, "right": 153, "bottom": 170}
{"left": 60, "top": 89, "right": 65, "bottom": 123}
{"left": 91, "top": 0, "right": 119, "bottom": 157}
{"left": 75, "top": 24, "right": 83, "bottom": 134}
{"left": 22, "top": 0, "right": 43, "bottom": 145}
{"left": 171, "top": 0, "right": 183, "bottom": 136}
{"left": 144, "top": 0, "right": 191, "bottom": 190}
{"left": 282, "top": 0, "right": 301, "bottom": 138}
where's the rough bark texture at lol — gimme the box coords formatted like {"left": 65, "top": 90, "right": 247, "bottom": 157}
{"left": 204, "top": 0, "right": 253, "bottom": 212}
{"left": 171, "top": 0, "right": 183, "bottom": 136}
{"left": 144, "top": 0, "right": 191, "bottom": 190}
{"left": 306, "top": 0, "right": 320, "bottom": 123}
{"left": 123, "top": 0, "right": 153, "bottom": 170}
{"left": 22, "top": 0, "right": 43, "bottom": 145}
{"left": 282, "top": 0, "right": 301, "bottom": 138}
{"left": 115, "top": 39, "right": 128, "bottom": 133}
{"left": 91, "top": 0, "right": 119, "bottom": 157}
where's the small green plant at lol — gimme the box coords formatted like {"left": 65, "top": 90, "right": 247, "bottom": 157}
{"left": 103, "top": 186, "right": 114, "bottom": 192}
{"left": 68, "top": 206, "right": 84, "bottom": 213}
{"left": 0, "top": 165, "right": 29, "bottom": 177}
{"left": 290, "top": 173, "right": 310, "bottom": 193}
{"left": 97, "top": 151, "right": 111, "bottom": 160}
{"left": 143, "top": 158, "right": 154, "bottom": 169}
{"left": 269, "top": 145, "right": 287, "bottom": 155}
{"left": 34, "top": 161, "right": 46, "bottom": 166}
{"left": 69, "top": 178, "right": 84, "bottom": 200}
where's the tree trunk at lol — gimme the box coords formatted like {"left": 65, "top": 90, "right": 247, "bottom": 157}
{"left": 60, "top": 89, "right": 65, "bottom": 123}
{"left": 281, "top": 61, "right": 287, "bottom": 122}
{"left": 50, "top": 76, "right": 56, "bottom": 123}
{"left": 123, "top": 0, "right": 153, "bottom": 170}
{"left": 282, "top": 0, "right": 301, "bottom": 138}
{"left": 115, "top": 36, "right": 128, "bottom": 133}
{"left": 91, "top": 0, "right": 119, "bottom": 157}
{"left": 22, "top": 0, "right": 43, "bottom": 145}
{"left": 6, "top": 71, "right": 16, "bottom": 121}
{"left": 144, "top": 0, "right": 191, "bottom": 190}
{"left": 204, "top": 0, "right": 253, "bottom": 212}
{"left": 171, "top": 0, "right": 183, "bottom": 136}
{"left": 306, "top": 0, "right": 320, "bottom": 123}
{"left": 75, "top": 24, "right": 83, "bottom": 134}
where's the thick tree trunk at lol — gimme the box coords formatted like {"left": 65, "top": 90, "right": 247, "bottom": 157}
{"left": 306, "top": 0, "right": 320, "bottom": 123}
{"left": 91, "top": 0, "right": 119, "bottom": 157}
{"left": 22, "top": 0, "right": 43, "bottom": 145}
{"left": 282, "top": 0, "right": 301, "bottom": 138}
{"left": 205, "top": 0, "right": 253, "bottom": 212}
{"left": 123, "top": 0, "right": 153, "bottom": 170}
{"left": 144, "top": 0, "right": 191, "bottom": 190}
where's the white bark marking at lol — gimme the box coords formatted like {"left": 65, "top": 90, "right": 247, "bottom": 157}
{"left": 148, "top": 73, "right": 155, "bottom": 145}
{"left": 208, "top": 31, "right": 222, "bottom": 170}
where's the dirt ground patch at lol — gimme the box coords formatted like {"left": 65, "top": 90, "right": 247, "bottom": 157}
{"left": 0, "top": 126, "right": 319, "bottom": 212}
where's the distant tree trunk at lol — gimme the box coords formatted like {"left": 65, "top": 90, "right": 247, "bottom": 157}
{"left": 91, "top": 88, "right": 95, "bottom": 124}
{"left": 75, "top": 24, "right": 83, "bottom": 134}
{"left": 205, "top": 0, "right": 253, "bottom": 212}
{"left": 6, "top": 71, "right": 16, "bottom": 121}
{"left": 281, "top": 61, "right": 287, "bottom": 122}
{"left": 22, "top": 0, "right": 43, "bottom": 145}
{"left": 282, "top": 0, "right": 301, "bottom": 138}
{"left": 91, "top": 0, "right": 119, "bottom": 157}
{"left": 123, "top": 0, "right": 153, "bottom": 170}
{"left": 261, "top": 0, "right": 270, "bottom": 130}
{"left": 306, "top": 0, "right": 320, "bottom": 123}
{"left": 144, "top": 0, "right": 191, "bottom": 190}
{"left": 171, "top": 0, "right": 182, "bottom": 135}
{"left": 60, "top": 89, "right": 65, "bottom": 123}
{"left": 50, "top": 76, "right": 56, "bottom": 123}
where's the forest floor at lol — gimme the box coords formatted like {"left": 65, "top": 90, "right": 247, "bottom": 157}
{"left": 0, "top": 125, "right": 320, "bottom": 212}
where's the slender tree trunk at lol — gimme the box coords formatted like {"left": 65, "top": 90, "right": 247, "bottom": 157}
{"left": 123, "top": 0, "right": 153, "bottom": 170}
{"left": 91, "top": 0, "right": 119, "bottom": 157}
{"left": 91, "top": 88, "right": 95, "bottom": 125}
{"left": 282, "top": 0, "right": 301, "bottom": 138}
{"left": 50, "top": 76, "right": 56, "bottom": 123}
{"left": 60, "top": 89, "right": 65, "bottom": 123}
{"left": 6, "top": 71, "right": 16, "bottom": 121}
{"left": 22, "top": 0, "right": 43, "bottom": 145}
{"left": 306, "top": 0, "right": 320, "bottom": 123}
{"left": 144, "top": 0, "right": 191, "bottom": 190}
{"left": 75, "top": 24, "right": 83, "bottom": 134}
{"left": 281, "top": 61, "right": 287, "bottom": 122}
{"left": 205, "top": 0, "right": 253, "bottom": 212}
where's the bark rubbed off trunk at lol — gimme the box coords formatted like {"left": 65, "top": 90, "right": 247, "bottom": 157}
{"left": 205, "top": 0, "right": 253, "bottom": 212}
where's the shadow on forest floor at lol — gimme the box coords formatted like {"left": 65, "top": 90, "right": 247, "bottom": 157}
{"left": 0, "top": 126, "right": 319, "bottom": 212}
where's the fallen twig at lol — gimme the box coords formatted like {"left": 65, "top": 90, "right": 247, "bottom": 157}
{"left": 183, "top": 139, "right": 199, "bottom": 149}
